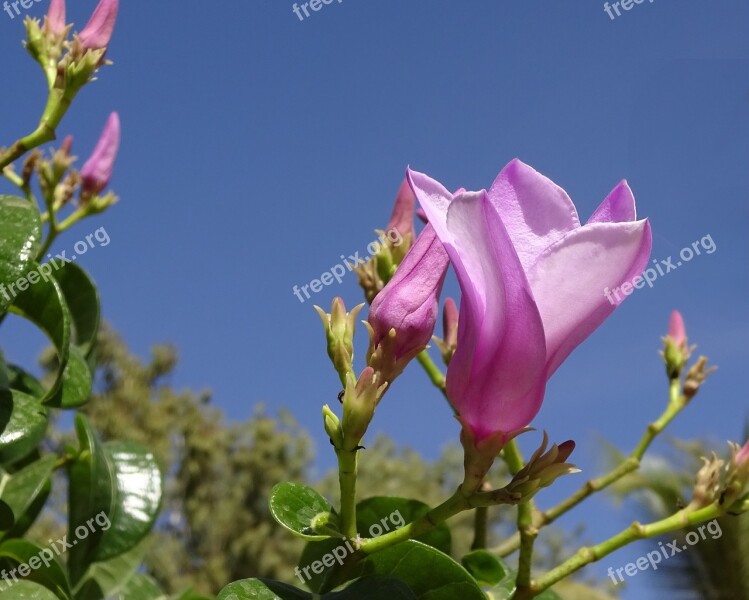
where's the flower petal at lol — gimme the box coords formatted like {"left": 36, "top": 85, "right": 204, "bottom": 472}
{"left": 413, "top": 175, "right": 547, "bottom": 439}
{"left": 587, "top": 180, "right": 637, "bottom": 224}
{"left": 488, "top": 159, "right": 580, "bottom": 272}
{"left": 527, "top": 220, "right": 653, "bottom": 377}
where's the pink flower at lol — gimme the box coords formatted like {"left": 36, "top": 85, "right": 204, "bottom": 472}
{"left": 442, "top": 297, "right": 458, "bottom": 350}
{"left": 79, "top": 0, "right": 119, "bottom": 51}
{"left": 368, "top": 224, "right": 449, "bottom": 363}
{"left": 668, "top": 310, "right": 687, "bottom": 346}
{"left": 411, "top": 159, "right": 652, "bottom": 442}
{"left": 47, "top": 0, "right": 66, "bottom": 35}
{"left": 385, "top": 179, "right": 415, "bottom": 241}
{"left": 80, "top": 112, "right": 120, "bottom": 197}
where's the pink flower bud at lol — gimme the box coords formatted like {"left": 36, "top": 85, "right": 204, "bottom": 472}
{"left": 385, "top": 179, "right": 415, "bottom": 241}
{"left": 80, "top": 112, "right": 120, "bottom": 197}
{"left": 737, "top": 441, "right": 749, "bottom": 466}
{"left": 79, "top": 0, "right": 119, "bottom": 51}
{"left": 442, "top": 297, "right": 458, "bottom": 350}
{"left": 668, "top": 310, "right": 686, "bottom": 346}
{"left": 47, "top": 0, "right": 66, "bottom": 35}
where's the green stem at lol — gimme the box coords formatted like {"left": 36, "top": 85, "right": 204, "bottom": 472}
{"left": 503, "top": 440, "right": 538, "bottom": 593}
{"left": 416, "top": 351, "right": 447, "bottom": 396}
{"left": 336, "top": 448, "right": 359, "bottom": 539}
{"left": 530, "top": 503, "right": 722, "bottom": 594}
{"left": 0, "top": 88, "right": 74, "bottom": 171}
{"left": 360, "top": 488, "right": 471, "bottom": 554}
{"left": 471, "top": 505, "right": 488, "bottom": 550}
{"left": 495, "top": 380, "right": 686, "bottom": 558}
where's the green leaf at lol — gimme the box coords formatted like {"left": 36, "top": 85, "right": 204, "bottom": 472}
{"left": 9, "top": 274, "right": 71, "bottom": 406}
{"left": 113, "top": 574, "right": 166, "bottom": 600}
{"left": 0, "top": 580, "right": 62, "bottom": 599}
{"left": 360, "top": 540, "right": 486, "bottom": 600}
{"left": 0, "top": 454, "right": 56, "bottom": 539}
{"left": 53, "top": 264, "right": 100, "bottom": 358}
{"left": 74, "top": 539, "right": 149, "bottom": 600}
{"left": 0, "top": 390, "right": 49, "bottom": 465}
{"left": 217, "top": 576, "right": 416, "bottom": 600}
{"left": 45, "top": 345, "right": 93, "bottom": 410}
{"left": 0, "top": 195, "right": 42, "bottom": 311}
{"left": 218, "top": 578, "right": 310, "bottom": 600}
{"left": 0, "top": 538, "right": 71, "bottom": 599}
{"left": 67, "top": 415, "right": 116, "bottom": 586}
{"left": 7, "top": 365, "right": 45, "bottom": 399}
{"left": 269, "top": 482, "right": 335, "bottom": 540}
{"left": 172, "top": 589, "right": 214, "bottom": 600}
{"left": 95, "top": 441, "right": 163, "bottom": 561}
{"left": 300, "top": 496, "right": 452, "bottom": 593}
{"left": 461, "top": 550, "right": 508, "bottom": 586}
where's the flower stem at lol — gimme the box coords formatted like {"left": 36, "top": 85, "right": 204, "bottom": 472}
{"left": 360, "top": 487, "right": 471, "bottom": 554}
{"left": 0, "top": 88, "right": 74, "bottom": 171}
{"left": 336, "top": 448, "right": 359, "bottom": 539}
{"left": 528, "top": 503, "right": 722, "bottom": 594}
{"left": 416, "top": 350, "right": 446, "bottom": 395}
{"left": 503, "top": 440, "right": 538, "bottom": 593}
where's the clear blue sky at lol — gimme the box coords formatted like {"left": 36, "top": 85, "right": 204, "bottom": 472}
{"left": 1, "top": 2, "right": 748, "bottom": 598}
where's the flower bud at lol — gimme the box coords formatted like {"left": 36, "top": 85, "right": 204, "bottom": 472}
{"left": 366, "top": 225, "right": 449, "bottom": 385}
{"left": 662, "top": 310, "right": 690, "bottom": 380}
{"left": 503, "top": 433, "right": 579, "bottom": 502}
{"left": 682, "top": 356, "right": 716, "bottom": 401}
{"left": 80, "top": 112, "right": 120, "bottom": 199}
{"left": 385, "top": 179, "right": 415, "bottom": 245}
{"left": 46, "top": 0, "right": 66, "bottom": 35}
{"left": 723, "top": 440, "right": 749, "bottom": 508}
{"left": 689, "top": 453, "right": 725, "bottom": 509}
{"left": 322, "top": 404, "right": 344, "bottom": 449}
{"left": 314, "top": 298, "right": 363, "bottom": 387}
{"left": 52, "top": 135, "right": 75, "bottom": 181}
{"left": 434, "top": 297, "right": 459, "bottom": 365}
{"left": 341, "top": 368, "right": 387, "bottom": 452}
{"left": 78, "top": 0, "right": 119, "bottom": 51}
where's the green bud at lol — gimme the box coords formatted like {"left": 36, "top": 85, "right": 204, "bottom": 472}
{"left": 322, "top": 404, "right": 343, "bottom": 449}
{"left": 315, "top": 298, "right": 363, "bottom": 386}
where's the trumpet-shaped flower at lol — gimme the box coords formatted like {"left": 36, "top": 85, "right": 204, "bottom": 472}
{"left": 47, "top": 0, "right": 66, "bottom": 35}
{"left": 410, "top": 159, "right": 652, "bottom": 443}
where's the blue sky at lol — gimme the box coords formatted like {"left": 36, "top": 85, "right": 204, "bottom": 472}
{"left": 1, "top": 1, "right": 748, "bottom": 597}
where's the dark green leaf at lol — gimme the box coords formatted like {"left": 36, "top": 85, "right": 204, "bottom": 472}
{"left": 0, "top": 390, "right": 49, "bottom": 465}
{"left": 360, "top": 540, "right": 486, "bottom": 600}
{"left": 74, "top": 539, "right": 149, "bottom": 600}
{"left": 7, "top": 365, "right": 45, "bottom": 399}
{"left": 0, "top": 580, "right": 61, "bottom": 599}
{"left": 218, "top": 578, "right": 309, "bottom": 600}
{"left": 356, "top": 497, "right": 451, "bottom": 554}
{"left": 0, "top": 538, "right": 71, "bottom": 599}
{"left": 461, "top": 550, "right": 508, "bottom": 586}
{"left": 0, "top": 454, "right": 56, "bottom": 539}
{"left": 95, "top": 441, "right": 163, "bottom": 561}
{"left": 269, "top": 482, "right": 335, "bottom": 540}
{"left": 9, "top": 274, "right": 71, "bottom": 406}
{"left": 53, "top": 263, "right": 100, "bottom": 358}
{"left": 67, "top": 415, "right": 116, "bottom": 585}
{"left": 0, "top": 195, "right": 42, "bottom": 311}
{"left": 300, "top": 496, "right": 452, "bottom": 592}
{"left": 113, "top": 573, "right": 165, "bottom": 599}
{"left": 45, "top": 345, "right": 92, "bottom": 409}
